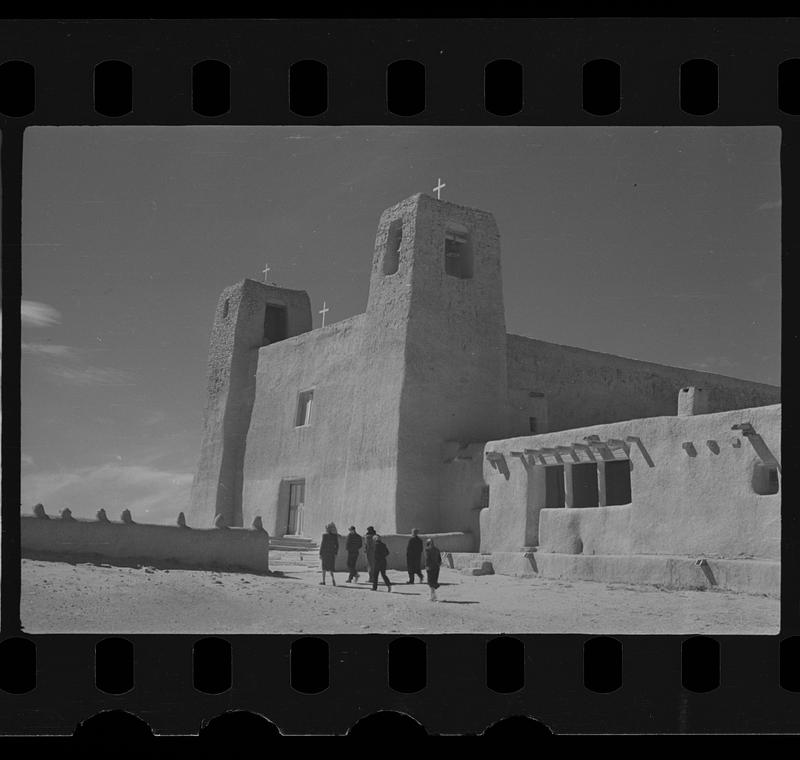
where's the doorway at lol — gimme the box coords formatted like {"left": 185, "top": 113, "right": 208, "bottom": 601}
{"left": 286, "top": 480, "right": 305, "bottom": 535}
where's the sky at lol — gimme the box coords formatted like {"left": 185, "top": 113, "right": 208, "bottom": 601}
{"left": 20, "top": 125, "right": 781, "bottom": 524}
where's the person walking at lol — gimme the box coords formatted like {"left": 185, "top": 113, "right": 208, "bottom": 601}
{"left": 345, "top": 525, "right": 362, "bottom": 583}
{"left": 371, "top": 535, "right": 392, "bottom": 592}
{"left": 363, "top": 526, "right": 377, "bottom": 585}
{"left": 319, "top": 522, "right": 339, "bottom": 586}
{"left": 405, "top": 528, "right": 425, "bottom": 584}
{"left": 424, "top": 538, "right": 442, "bottom": 602}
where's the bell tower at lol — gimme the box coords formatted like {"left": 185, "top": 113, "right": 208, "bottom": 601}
{"left": 346, "top": 193, "right": 510, "bottom": 532}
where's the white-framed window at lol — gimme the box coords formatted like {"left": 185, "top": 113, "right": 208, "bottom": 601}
{"left": 295, "top": 390, "right": 314, "bottom": 427}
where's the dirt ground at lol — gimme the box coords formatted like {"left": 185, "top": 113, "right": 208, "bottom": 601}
{"left": 21, "top": 554, "right": 779, "bottom": 634}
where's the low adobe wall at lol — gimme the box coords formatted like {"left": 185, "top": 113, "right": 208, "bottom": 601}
{"left": 538, "top": 504, "right": 632, "bottom": 555}
{"left": 22, "top": 513, "right": 270, "bottom": 574}
{"left": 324, "top": 531, "right": 475, "bottom": 572}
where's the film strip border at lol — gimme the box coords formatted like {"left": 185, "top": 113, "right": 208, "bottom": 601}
{"left": 0, "top": 19, "right": 798, "bottom": 123}
{"left": 1, "top": 634, "right": 799, "bottom": 735}
{"left": 1, "top": 19, "right": 798, "bottom": 736}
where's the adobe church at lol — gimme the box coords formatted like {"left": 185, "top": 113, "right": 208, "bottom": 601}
{"left": 189, "top": 192, "right": 780, "bottom": 558}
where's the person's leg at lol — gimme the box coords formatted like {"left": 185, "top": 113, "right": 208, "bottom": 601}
{"left": 331, "top": 572, "right": 336, "bottom": 586}
{"left": 320, "top": 569, "right": 326, "bottom": 585}
{"left": 383, "top": 570, "right": 392, "bottom": 590}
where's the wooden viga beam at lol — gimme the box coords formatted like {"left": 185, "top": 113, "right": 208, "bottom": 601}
{"left": 571, "top": 442, "right": 597, "bottom": 461}
{"left": 583, "top": 437, "right": 617, "bottom": 460}
{"left": 555, "top": 445, "right": 580, "bottom": 462}
{"left": 537, "top": 447, "right": 564, "bottom": 464}
{"left": 523, "top": 448, "right": 544, "bottom": 465}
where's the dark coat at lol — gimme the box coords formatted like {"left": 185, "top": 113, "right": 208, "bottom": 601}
{"left": 346, "top": 532, "right": 363, "bottom": 553}
{"left": 319, "top": 533, "right": 339, "bottom": 558}
{"left": 424, "top": 546, "right": 442, "bottom": 569}
{"left": 406, "top": 535, "right": 423, "bottom": 559}
{"left": 373, "top": 541, "right": 390, "bottom": 570}
{"left": 364, "top": 534, "right": 376, "bottom": 564}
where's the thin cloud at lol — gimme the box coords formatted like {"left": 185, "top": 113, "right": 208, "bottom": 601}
{"left": 22, "top": 343, "right": 77, "bottom": 359}
{"left": 45, "top": 364, "right": 136, "bottom": 387}
{"left": 21, "top": 300, "right": 61, "bottom": 327}
{"left": 756, "top": 200, "right": 781, "bottom": 211}
{"left": 23, "top": 341, "right": 135, "bottom": 387}
{"left": 22, "top": 462, "right": 194, "bottom": 526}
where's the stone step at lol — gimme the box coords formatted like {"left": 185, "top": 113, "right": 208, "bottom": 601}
{"left": 461, "top": 560, "right": 495, "bottom": 576}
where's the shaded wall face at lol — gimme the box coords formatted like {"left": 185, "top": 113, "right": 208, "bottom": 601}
{"left": 190, "top": 281, "right": 313, "bottom": 528}
{"left": 506, "top": 335, "right": 780, "bottom": 433}
{"left": 479, "top": 454, "right": 537, "bottom": 553}
{"left": 482, "top": 404, "right": 781, "bottom": 561}
{"left": 438, "top": 443, "right": 486, "bottom": 537}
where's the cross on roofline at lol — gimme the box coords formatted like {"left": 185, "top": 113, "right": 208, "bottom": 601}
{"left": 433, "top": 178, "right": 446, "bottom": 200}
{"left": 262, "top": 262, "right": 271, "bottom": 283}
{"left": 319, "top": 300, "right": 330, "bottom": 328}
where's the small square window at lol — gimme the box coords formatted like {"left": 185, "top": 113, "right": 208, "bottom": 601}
{"left": 295, "top": 390, "right": 314, "bottom": 427}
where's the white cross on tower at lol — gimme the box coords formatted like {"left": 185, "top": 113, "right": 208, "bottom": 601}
{"left": 262, "top": 262, "right": 271, "bottom": 283}
{"left": 319, "top": 300, "right": 330, "bottom": 328}
{"left": 433, "top": 177, "right": 446, "bottom": 200}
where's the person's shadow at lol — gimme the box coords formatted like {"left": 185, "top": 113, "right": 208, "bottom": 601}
{"left": 437, "top": 600, "right": 479, "bottom": 605}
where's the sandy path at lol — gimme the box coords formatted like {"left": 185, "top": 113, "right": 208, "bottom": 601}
{"left": 21, "top": 557, "right": 778, "bottom": 634}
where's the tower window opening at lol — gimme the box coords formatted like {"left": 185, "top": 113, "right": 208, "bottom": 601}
{"left": 444, "top": 223, "right": 473, "bottom": 279}
{"left": 222, "top": 299, "right": 230, "bottom": 319}
{"left": 383, "top": 219, "right": 402, "bottom": 275}
{"left": 264, "top": 303, "right": 288, "bottom": 344}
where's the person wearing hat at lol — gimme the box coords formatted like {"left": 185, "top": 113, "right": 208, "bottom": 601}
{"left": 405, "top": 528, "right": 425, "bottom": 584}
{"left": 345, "top": 525, "right": 363, "bottom": 583}
{"left": 363, "top": 526, "right": 377, "bottom": 585}
{"left": 371, "top": 534, "right": 392, "bottom": 592}
{"left": 319, "top": 522, "right": 340, "bottom": 586}
{"left": 424, "top": 538, "right": 442, "bottom": 602}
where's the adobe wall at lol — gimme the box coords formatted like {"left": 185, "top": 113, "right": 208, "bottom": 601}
{"left": 22, "top": 515, "right": 270, "bottom": 573}
{"left": 241, "top": 315, "right": 399, "bottom": 539}
{"left": 389, "top": 195, "right": 512, "bottom": 532}
{"left": 190, "top": 280, "right": 312, "bottom": 528}
{"left": 482, "top": 404, "right": 780, "bottom": 561}
{"left": 506, "top": 335, "right": 780, "bottom": 433}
